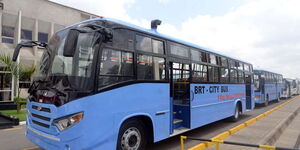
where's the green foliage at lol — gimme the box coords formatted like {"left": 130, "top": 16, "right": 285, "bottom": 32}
{"left": 0, "top": 54, "right": 36, "bottom": 98}
{"left": 0, "top": 109, "right": 26, "bottom": 121}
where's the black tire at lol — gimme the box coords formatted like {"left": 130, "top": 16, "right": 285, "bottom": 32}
{"left": 264, "top": 95, "right": 269, "bottom": 106}
{"left": 275, "top": 93, "right": 280, "bottom": 102}
{"left": 229, "top": 105, "right": 240, "bottom": 122}
{"left": 117, "top": 119, "right": 147, "bottom": 150}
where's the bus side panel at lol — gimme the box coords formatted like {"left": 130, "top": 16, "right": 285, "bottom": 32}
{"left": 265, "top": 84, "right": 277, "bottom": 101}
{"left": 190, "top": 84, "right": 246, "bottom": 129}
{"left": 79, "top": 83, "right": 170, "bottom": 149}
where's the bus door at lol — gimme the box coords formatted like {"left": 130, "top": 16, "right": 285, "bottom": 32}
{"left": 169, "top": 61, "right": 191, "bottom": 133}
{"left": 245, "top": 74, "right": 252, "bottom": 109}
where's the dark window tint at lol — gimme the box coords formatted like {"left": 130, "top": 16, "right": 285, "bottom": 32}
{"left": 113, "top": 29, "right": 134, "bottom": 50}
{"left": 192, "top": 63, "right": 208, "bottom": 82}
{"left": 201, "top": 52, "right": 207, "bottom": 62}
{"left": 208, "top": 66, "right": 219, "bottom": 82}
{"left": 170, "top": 43, "right": 189, "bottom": 57}
{"left": 230, "top": 69, "right": 238, "bottom": 83}
{"left": 21, "top": 29, "right": 32, "bottom": 40}
{"left": 220, "top": 68, "right": 229, "bottom": 83}
{"left": 244, "top": 64, "right": 250, "bottom": 72}
{"left": 191, "top": 49, "right": 201, "bottom": 61}
{"left": 237, "top": 62, "right": 244, "bottom": 70}
{"left": 221, "top": 57, "right": 228, "bottom": 67}
{"left": 99, "top": 48, "right": 134, "bottom": 88}
{"left": 238, "top": 71, "right": 244, "bottom": 83}
{"left": 152, "top": 39, "right": 164, "bottom": 54}
{"left": 38, "top": 32, "right": 48, "bottom": 43}
{"left": 209, "top": 54, "right": 217, "bottom": 65}
{"left": 229, "top": 60, "right": 236, "bottom": 68}
{"left": 136, "top": 35, "right": 152, "bottom": 52}
{"left": 137, "top": 55, "right": 165, "bottom": 80}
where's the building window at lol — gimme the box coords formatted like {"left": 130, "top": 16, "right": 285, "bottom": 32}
{"left": 38, "top": 32, "right": 48, "bottom": 43}
{"left": 137, "top": 54, "right": 166, "bottom": 80}
{"left": 21, "top": 29, "right": 32, "bottom": 41}
{"left": 2, "top": 26, "right": 14, "bottom": 44}
{"left": 192, "top": 63, "right": 208, "bottom": 82}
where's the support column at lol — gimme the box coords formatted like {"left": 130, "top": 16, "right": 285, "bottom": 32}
{"left": 11, "top": 10, "right": 21, "bottom": 100}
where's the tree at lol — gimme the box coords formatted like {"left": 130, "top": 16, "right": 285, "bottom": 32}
{"left": 0, "top": 54, "right": 36, "bottom": 98}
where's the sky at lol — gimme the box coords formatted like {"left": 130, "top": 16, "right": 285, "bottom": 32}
{"left": 50, "top": 0, "right": 300, "bottom": 78}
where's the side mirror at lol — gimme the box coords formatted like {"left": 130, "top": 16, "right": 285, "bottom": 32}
{"left": 12, "top": 41, "right": 33, "bottom": 61}
{"left": 63, "top": 29, "right": 80, "bottom": 57}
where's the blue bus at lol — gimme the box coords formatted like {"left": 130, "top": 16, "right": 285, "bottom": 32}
{"left": 253, "top": 69, "right": 284, "bottom": 106}
{"left": 13, "top": 18, "right": 255, "bottom": 150}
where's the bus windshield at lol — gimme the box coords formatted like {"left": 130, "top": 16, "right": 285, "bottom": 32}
{"left": 37, "top": 28, "right": 101, "bottom": 91}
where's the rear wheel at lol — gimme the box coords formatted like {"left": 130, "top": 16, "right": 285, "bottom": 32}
{"left": 229, "top": 105, "right": 240, "bottom": 122}
{"left": 264, "top": 95, "right": 269, "bottom": 106}
{"left": 117, "top": 119, "right": 147, "bottom": 150}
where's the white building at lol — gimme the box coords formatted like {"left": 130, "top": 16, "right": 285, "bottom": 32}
{"left": 0, "top": 0, "right": 98, "bottom": 102}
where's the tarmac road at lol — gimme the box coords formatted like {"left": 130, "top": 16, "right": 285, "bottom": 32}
{"left": 0, "top": 99, "right": 289, "bottom": 150}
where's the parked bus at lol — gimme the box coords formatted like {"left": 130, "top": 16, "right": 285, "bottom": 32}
{"left": 282, "top": 78, "right": 292, "bottom": 99}
{"left": 13, "top": 18, "right": 255, "bottom": 150}
{"left": 291, "top": 79, "right": 300, "bottom": 96}
{"left": 253, "top": 69, "right": 284, "bottom": 106}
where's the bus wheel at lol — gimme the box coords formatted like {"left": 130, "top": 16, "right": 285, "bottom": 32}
{"left": 117, "top": 119, "right": 147, "bottom": 150}
{"left": 229, "top": 105, "right": 240, "bottom": 122}
{"left": 264, "top": 96, "right": 269, "bottom": 106}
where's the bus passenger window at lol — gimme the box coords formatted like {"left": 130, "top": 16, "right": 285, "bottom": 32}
{"left": 220, "top": 68, "right": 229, "bottom": 83}
{"left": 152, "top": 39, "right": 164, "bottom": 54}
{"left": 137, "top": 55, "right": 166, "bottom": 80}
{"left": 192, "top": 63, "right": 208, "bottom": 82}
{"left": 221, "top": 57, "right": 228, "bottom": 67}
{"left": 238, "top": 71, "right": 245, "bottom": 83}
{"left": 170, "top": 43, "right": 189, "bottom": 58}
{"left": 191, "top": 49, "right": 201, "bottom": 62}
{"left": 208, "top": 66, "right": 219, "bottom": 82}
{"left": 209, "top": 54, "right": 217, "bottom": 65}
{"left": 99, "top": 48, "right": 134, "bottom": 88}
{"left": 136, "top": 35, "right": 152, "bottom": 52}
{"left": 230, "top": 69, "right": 238, "bottom": 83}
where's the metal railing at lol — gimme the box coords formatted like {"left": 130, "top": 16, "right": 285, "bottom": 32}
{"left": 180, "top": 136, "right": 300, "bottom": 150}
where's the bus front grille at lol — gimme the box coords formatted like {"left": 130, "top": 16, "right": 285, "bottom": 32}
{"left": 32, "top": 105, "right": 51, "bottom": 113}
{"left": 32, "top": 113, "right": 51, "bottom": 121}
{"left": 32, "top": 120, "right": 50, "bottom": 128}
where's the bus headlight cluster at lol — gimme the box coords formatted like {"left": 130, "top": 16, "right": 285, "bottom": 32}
{"left": 54, "top": 112, "right": 83, "bottom": 131}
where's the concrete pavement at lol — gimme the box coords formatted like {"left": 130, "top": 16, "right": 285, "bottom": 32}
{"left": 205, "top": 96, "right": 300, "bottom": 150}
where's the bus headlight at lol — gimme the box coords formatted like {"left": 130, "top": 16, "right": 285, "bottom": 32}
{"left": 54, "top": 112, "right": 83, "bottom": 131}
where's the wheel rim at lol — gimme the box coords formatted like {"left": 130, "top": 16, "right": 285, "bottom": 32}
{"left": 121, "top": 127, "right": 141, "bottom": 150}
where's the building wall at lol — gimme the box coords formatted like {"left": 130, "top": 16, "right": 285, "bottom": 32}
{"left": 0, "top": 0, "right": 98, "bottom": 101}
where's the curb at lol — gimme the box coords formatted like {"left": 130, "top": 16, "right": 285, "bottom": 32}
{"left": 261, "top": 102, "right": 300, "bottom": 145}
{"left": 0, "top": 112, "right": 19, "bottom": 126}
{"left": 20, "top": 121, "right": 26, "bottom": 125}
{"left": 188, "top": 96, "right": 300, "bottom": 150}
